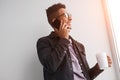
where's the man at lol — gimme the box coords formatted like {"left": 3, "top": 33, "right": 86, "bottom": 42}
{"left": 36, "top": 3, "right": 112, "bottom": 80}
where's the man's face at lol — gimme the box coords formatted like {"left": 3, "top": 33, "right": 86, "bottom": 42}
{"left": 55, "top": 8, "right": 72, "bottom": 29}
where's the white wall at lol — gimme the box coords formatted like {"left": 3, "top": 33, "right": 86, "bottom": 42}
{"left": 0, "top": 0, "right": 117, "bottom": 80}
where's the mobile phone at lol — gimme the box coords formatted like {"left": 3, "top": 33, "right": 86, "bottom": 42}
{"left": 52, "top": 19, "right": 61, "bottom": 29}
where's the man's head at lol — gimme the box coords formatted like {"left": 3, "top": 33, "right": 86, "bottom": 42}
{"left": 46, "top": 3, "right": 72, "bottom": 29}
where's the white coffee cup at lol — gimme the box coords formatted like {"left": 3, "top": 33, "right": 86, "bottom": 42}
{"left": 96, "top": 52, "right": 108, "bottom": 69}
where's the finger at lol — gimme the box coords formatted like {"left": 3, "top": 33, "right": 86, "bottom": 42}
{"left": 54, "top": 27, "right": 59, "bottom": 32}
{"left": 107, "top": 56, "right": 112, "bottom": 67}
{"left": 59, "top": 20, "right": 64, "bottom": 30}
{"left": 61, "top": 22, "right": 66, "bottom": 30}
{"left": 107, "top": 56, "right": 112, "bottom": 62}
{"left": 108, "top": 62, "right": 112, "bottom": 67}
{"left": 64, "top": 23, "right": 68, "bottom": 30}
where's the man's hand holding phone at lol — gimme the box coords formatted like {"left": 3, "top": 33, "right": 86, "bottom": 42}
{"left": 54, "top": 20, "right": 70, "bottom": 40}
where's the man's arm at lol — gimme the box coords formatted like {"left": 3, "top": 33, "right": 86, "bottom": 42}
{"left": 37, "top": 37, "right": 69, "bottom": 73}
{"left": 89, "top": 55, "right": 112, "bottom": 79}
{"left": 75, "top": 41, "right": 103, "bottom": 79}
{"left": 88, "top": 63, "right": 104, "bottom": 79}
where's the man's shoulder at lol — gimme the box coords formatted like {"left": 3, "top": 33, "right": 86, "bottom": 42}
{"left": 37, "top": 35, "right": 50, "bottom": 43}
{"left": 71, "top": 38, "right": 85, "bottom": 52}
{"left": 75, "top": 40, "right": 84, "bottom": 47}
{"left": 70, "top": 37, "right": 84, "bottom": 48}
{"left": 37, "top": 31, "right": 56, "bottom": 42}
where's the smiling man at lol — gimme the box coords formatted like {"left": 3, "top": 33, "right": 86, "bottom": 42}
{"left": 36, "top": 3, "right": 112, "bottom": 80}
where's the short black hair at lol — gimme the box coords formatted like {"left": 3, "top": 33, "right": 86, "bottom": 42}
{"left": 46, "top": 3, "right": 66, "bottom": 25}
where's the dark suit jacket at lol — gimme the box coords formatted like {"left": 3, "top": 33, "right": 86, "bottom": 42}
{"left": 36, "top": 32, "right": 103, "bottom": 80}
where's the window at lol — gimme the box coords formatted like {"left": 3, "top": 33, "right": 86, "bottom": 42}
{"left": 102, "top": 0, "right": 120, "bottom": 79}
{"left": 107, "top": 0, "right": 120, "bottom": 56}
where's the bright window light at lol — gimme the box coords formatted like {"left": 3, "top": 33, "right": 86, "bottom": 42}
{"left": 104, "top": 1, "right": 120, "bottom": 76}
{"left": 102, "top": 0, "right": 120, "bottom": 79}
{"left": 107, "top": 0, "right": 120, "bottom": 61}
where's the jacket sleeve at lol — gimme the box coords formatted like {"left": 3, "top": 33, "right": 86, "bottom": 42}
{"left": 82, "top": 47, "right": 104, "bottom": 79}
{"left": 88, "top": 63, "right": 104, "bottom": 79}
{"left": 75, "top": 41, "right": 103, "bottom": 79}
{"left": 81, "top": 45, "right": 104, "bottom": 79}
{"left": 36, "top": 37, "right": 70, "bottom": 73}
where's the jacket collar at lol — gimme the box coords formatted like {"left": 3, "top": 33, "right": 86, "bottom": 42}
{"left": 49, "top": 31, "right": 76, "bottom": 44}
{"left": 49, "top": 31, "right": 60, "bottom": 39}
{"left": 49, "top": 31, "right": 74, "bottom": 40}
